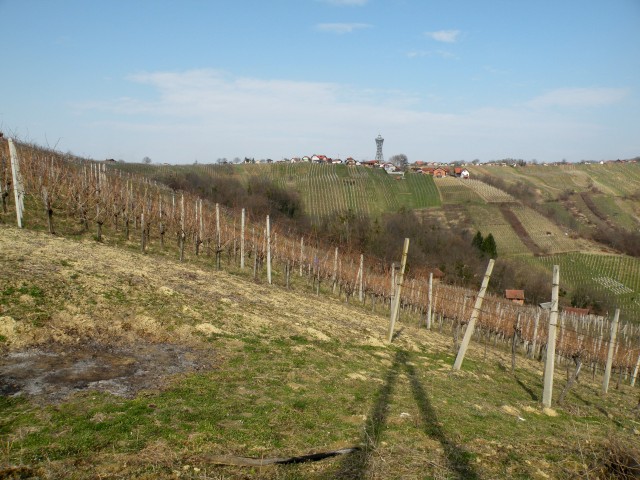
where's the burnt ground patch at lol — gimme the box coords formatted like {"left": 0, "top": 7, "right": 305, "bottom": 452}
{"left": 0, "top": 341, "right": 215, "bottom": 403}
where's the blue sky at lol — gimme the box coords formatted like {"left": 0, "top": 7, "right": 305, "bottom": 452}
{"left": 1, "top": 0, "right": 639, "bottom": 164}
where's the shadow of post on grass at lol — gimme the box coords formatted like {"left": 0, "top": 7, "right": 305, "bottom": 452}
{"left": 329, "top": 349, "right": 480, "bottom": 480}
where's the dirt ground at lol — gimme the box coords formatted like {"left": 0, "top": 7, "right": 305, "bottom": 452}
{"left": 0, "top": 225, "right": 437, "bottom": 405}
{"left": 0, "top": 341, "right": 215, "bottom": 403}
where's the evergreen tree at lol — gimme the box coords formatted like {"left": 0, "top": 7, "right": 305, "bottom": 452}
{"left": 472, "top": 231, "right": 484, "bottom": 250}
{"left": 481, "top": 233, "right": 498, "bottom": 258}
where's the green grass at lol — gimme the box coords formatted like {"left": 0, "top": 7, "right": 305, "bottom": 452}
{"left": 3, "top": 333, "right": 637, "bottom": 478}
{"left": 526, "top": 252, "right": 640, "bottom": 322}
{"left": 1, "top": 223, "right": 639, "bottom": 478}
{"left": 107, "top": 162, "right": 441, "bottom": 223}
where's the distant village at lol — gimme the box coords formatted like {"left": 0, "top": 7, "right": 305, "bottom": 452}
{"left": 232, "top": 153, "right": 638, "bottom": 178}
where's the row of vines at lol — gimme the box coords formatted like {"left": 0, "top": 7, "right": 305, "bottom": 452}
{"left": 1, "top": 138, "right": 639, "bottom": 390}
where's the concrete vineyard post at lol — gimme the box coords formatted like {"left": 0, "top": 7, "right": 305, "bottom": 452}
{"left": 215, "top": 203, "right": 221, "bottom": 270}
{"left": 198, "top": 199, "right": 204, "bottom": 255}
{"left": 358, "top": 254, "right": 364, "bottom": 302}
{"left": 426, "top": 272, "right": 433, "bottom": 330}
{"left": 141, "top": 213, "right": 146, "bottom": 253}
{"left": 179, "top": 194, "right": 185, "bottom": 262}
{"left": 542, "top": 265, "right": 560, "bottom": 408}
{"left": 240, "top": 208, "right": 245, "bottom": 269}
{"left": 8, "top": 139, "right": 24, "bottom": 228}
{"left": 631, "top": 351, "right": 640, "bottom": 387}
{"left": 453, "top": 258, "right": 495, "bottom": 371}
{"left": 332, "top": 247, "right": 338, "bottom": 293}
{"left": 299, "top": 237, "right": 304, "bottom": 276}
{"left": 602, "top": 309, "right": 620, "bottom": 396}
{"left": 387, "top": 238, "right": 410, "bottom": 343}
{"left": 531, "top": 310, "right": 540, "bottom": 359}
{"left": 266, "top": 215, "right": 272, "bottom": 285}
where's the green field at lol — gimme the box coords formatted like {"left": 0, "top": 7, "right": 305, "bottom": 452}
{"left": 112, "top": 162, "right": 442, "bottom": 222}
{"left": 526, "top": 253, "right": 640, "bottom": 322}
{"left": 469, "top": 162, "right": 640, "bottom": 199}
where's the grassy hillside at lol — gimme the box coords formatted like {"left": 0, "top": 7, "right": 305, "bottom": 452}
{"left": 1, "top": 226, "right": 639, "bottom": 479}
{"left": 114, "top": 162, "right": 441, "bottom": 222}
{"left": 44, "top": 157, "right": 640, "bottom": 320}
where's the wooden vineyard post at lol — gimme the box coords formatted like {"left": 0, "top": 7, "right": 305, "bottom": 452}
{"left": 266, "top": 215, "right": 272, "bottom": 285}
{"left": 387, "top": 238, "right": 410, "bottom": 343}
{"left": 358, "top": 254, "right": 364, "bottom": 303}
{"left": 140, "top": 213, "right": 146, "bottom": 253}
{"left": 198, "top": 199, "right": 204, "bottom": 255}
{"left": 332, "top": 247, "right": 338, "bottom": 293}
{"left": 240, "top": 208, "right": 245, "bottom": 269}
{"left": 531, "top": 310, "right": 540, "bottom": 359}
{"left": 215, "top": 203, "right": 221, "bottom": 270}
{"left": 542, "top": 265, "right": 560, "bottom": 408}
{"left": 602, "top": 308, "right": 620, "bottom": 396}
{"left": 511, "top": 313, "right": 521, "bottom": 374}
{"left": 299, "top": 237, "right": 304, "bottom": 276}
{"left": 179, "top": 194, "right": 185, "bottom": 262}
{"left": 452, "top": 259, "right": 495, "bottom": 371}
{"left": 8, "top": 139, "right": 24, "bottom": 228}
{"left": 631, "top": 351, "right": 640, "bottom": 387}
{"left": 426, "top": 272, "right": 433, "bottom": 330}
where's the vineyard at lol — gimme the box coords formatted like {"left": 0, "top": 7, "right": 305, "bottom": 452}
{"left": 1, "top": 138, "right": 640, "bottom": 478}
{"left": 1, "top": 138, "right": 638, "bottom": 362}
{"left": 469, "top": 162, "right": 640, "bottom": 200}
{"left": 528, "top": 253, "right": 640, "bottom": 323}
{"left": 506, "top": 205, "right": 588, "bottom": 254}
{"left": 465, "top": 204, "right": 530, "bottom": 255}
{"left": 111, "top": 161, "right": 441, "bottom": 223}
{"left": 433, "top": 176, "right": 484, "bottom": 204}
{"left": 458, "top": 178, "right": 516, "bottom": 203}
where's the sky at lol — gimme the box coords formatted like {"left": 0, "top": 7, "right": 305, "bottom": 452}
{"left": 1, "top": 0, "right": 639, "bottom": 164}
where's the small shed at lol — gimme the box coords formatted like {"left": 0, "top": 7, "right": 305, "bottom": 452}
{"left": 426, "top": 267, "right": 445, "bottom": 283}
{"left": 563, "top": 306, "right": 591, "bottom": 316}
{"left": 505, "top": 289, "right": 525, "bottom": 305}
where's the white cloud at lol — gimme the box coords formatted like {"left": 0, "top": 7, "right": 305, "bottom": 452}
{"left": 526, "top": 87, "right": 629, "bottom": 108}
{"left": 319, "top": 0, "right": 368, "bottom": 5}
{"left": 407, "top": 49, "right": 455, "bottom": 60}
{"left": 316, "top": 22, "right": 371, "bottom": 34}
{"left": 425, "top": 30, "right": 461, "bottom": 43}
{"left": 74, "top": 69, "right": 628, "bottom": 163}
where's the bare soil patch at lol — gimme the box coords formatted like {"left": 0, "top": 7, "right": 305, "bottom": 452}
{"left": 0, "top": 341, "right": 215, "bottom": 403}
{"left": 499, "top": 205, "right": 544, "bottom": 255}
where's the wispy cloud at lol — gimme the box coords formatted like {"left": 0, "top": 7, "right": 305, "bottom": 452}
{"left": 425, "top": 30, "right": 461, "bottom": 43}
{"left": 74, "top": 69, "right": 625, "bottom": 163}
{"left": 526, "top": 87, "right": 629, "bottom": 108}
{"left": 406, "top": 49, "right": 456, "bottom": 59}
{"left": 316, "top": 22, "right": 371, "bottom": 34}
{"left": 318, "top": 0, "right": 368, "bottom": 5}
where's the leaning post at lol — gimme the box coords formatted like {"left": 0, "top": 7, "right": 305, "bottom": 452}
{"left": 387, "top": 238, "right": 410, "bottom": 343}
{"left": 8, "top": 138, "right": 24, "bottom": 228}
{"left": 452, "top": 258, "right": 495, "bottom": 370}
{"left": 602, "top": 308, "right": 620, "bottom": 395}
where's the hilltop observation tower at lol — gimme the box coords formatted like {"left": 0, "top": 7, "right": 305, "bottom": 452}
{"left": 375, "top": 134, "right": 384, "bottom": 162}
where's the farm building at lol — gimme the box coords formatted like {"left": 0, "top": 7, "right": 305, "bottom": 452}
{"left": 433, "top": 167, "right": 447, "bottom": 178}
{"left": 453, "top": 167, "right": 470, "bottom": 178}
{"left": 426, "top": 267, "right": 445, "bottom": 283}
{"left": 563, "top": 306, "right": 591, "bottom": 316}
{"left": 505, "top": 289, "right": 525, "bottom": 305}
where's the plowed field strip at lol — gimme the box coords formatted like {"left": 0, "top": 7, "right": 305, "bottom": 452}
{"left": 499, "top": 205, "right": 543, "bottom": 255}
